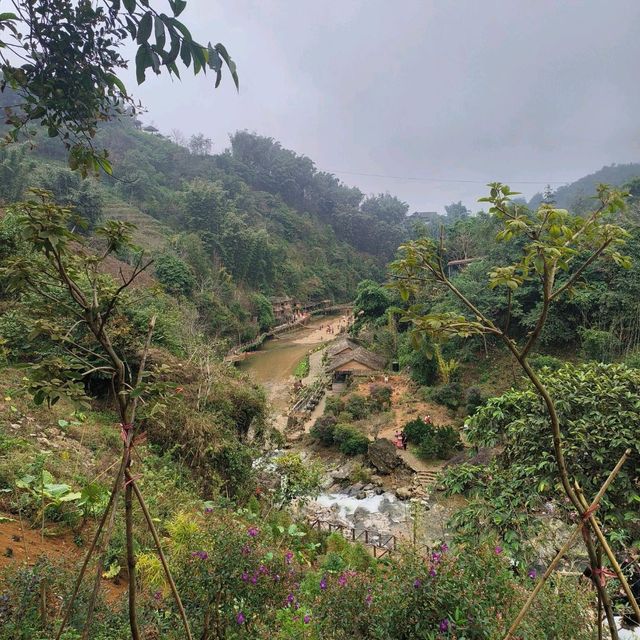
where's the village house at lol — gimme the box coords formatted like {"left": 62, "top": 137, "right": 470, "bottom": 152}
{"left": 269, "top": 296, "right": 294, "bottom": 323}
{"left": 325, "top": 346, "right": 386, "bottom": 387}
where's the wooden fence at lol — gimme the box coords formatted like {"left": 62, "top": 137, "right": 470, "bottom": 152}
{"left": 308, "top": 518, "right": 397, "bottom": 558}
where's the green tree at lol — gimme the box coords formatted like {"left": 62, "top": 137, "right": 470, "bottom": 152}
{"left": 250, "top": 292, "right": 275, "bottom": 331}
{"left": 444, "top": 201, "right": 470, "bottom": 223}
{"left": 1, "top": 191, "right": 192, "bottom": 639}
{"left": 464, "top": 363, "right": 640, "bottom": 544}
{"left": 390, "top": 182, "right": 638, "bottom": 636}
{"left": 353, "top": 279, "right": 390, "bottom": 324}
{"left": 154, "top": 253, "right": 196, "bottom": 296}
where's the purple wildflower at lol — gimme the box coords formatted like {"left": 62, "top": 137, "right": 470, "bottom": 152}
{"left": 247, "top": 526, "right": 259, "bottom": 538}
{"left": 286, "top": 593, "right": 295, "bottom": 605}
{"left": 528, "top": 568, "right": 537, "bottom": 580}
{"left": 285, "top": 551, "right": 294, "bottom": 564}
{"left": 413, "top": 578, "right": 422, "bottom": 589}
{"left": 191, "top": 550, "right": 208, "bottom": 560}
{"left": 258, "top": 564, "right": 268, "bottom": 575}
{"left": 365, "top": 592, "right": 372, "bottom": 606}
{"left": 429, "top": 567, "right": 437, "bottom": 578}
{"left": 250, "top": 574, "right": 257, "bottom": 585}
{"left": 431, "top": 551, "right": 442, "bottom": 564}
{"left": 495, "top": 546, "right": 503, "bottom": 555}
{"left": 274, "top": 574, "right": 281, "bottom": 582}
{"left": 304, "top": 614, "right": 311, "bottom": 624}
{"left": 319, "top": 576, "right": 327, "bottom": 590}
{"left": 338, "top": 574, "right": 347, "bottom": 587}
{"left": 153, "top": 590, "right": 162, "bottom": 601}
{"left": 241, "top": 544, "right": 251, "bottom": 556}
{"left": 241, "top": 572, "right": 249, "bottom": 582}
{"left": 439, "top": 618, "right": 449, "bottom": 632}
{"left": 236, "top": 611, "right": 245, "bottom": 625}
{"left": 204, "top": 506, "right": 213, "bottom": 514}
{"left": 440, "top": 543, "right": 449, "bottom": 553}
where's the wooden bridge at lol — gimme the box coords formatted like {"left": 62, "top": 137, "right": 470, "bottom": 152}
{"left": 308, "top": 518, "right": 397, "bottom": 558}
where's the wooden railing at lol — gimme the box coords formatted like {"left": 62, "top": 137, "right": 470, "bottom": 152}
{"left": 308, "top": 518, "right": 397, "bottom": 558}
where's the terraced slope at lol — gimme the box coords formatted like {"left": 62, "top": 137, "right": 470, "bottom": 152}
{"left": 102, "top": 201, "right": 171, "bottom": 252}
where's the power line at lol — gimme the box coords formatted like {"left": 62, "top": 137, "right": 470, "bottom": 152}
{"left": 326, "top": 169, "right": 571, "bottom": 186}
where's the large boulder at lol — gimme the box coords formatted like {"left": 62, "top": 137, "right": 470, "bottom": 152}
{"left": 367, "top": 438, "right": 402, "bottom": 475}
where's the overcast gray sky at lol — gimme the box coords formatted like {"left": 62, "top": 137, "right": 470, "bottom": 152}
{"left": 123, "top": 0, "right": 640, "bottom": 213}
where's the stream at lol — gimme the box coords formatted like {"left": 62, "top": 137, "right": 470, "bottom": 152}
{"left": 239, "top": 316, "right": 455, "bottom": 546}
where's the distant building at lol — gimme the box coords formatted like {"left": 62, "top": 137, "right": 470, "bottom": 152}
{"left": 326, "top": 337, "right": 359, "bottom": 361}
{"left": 269, "top": 296, "right": 293, "bottom": 322}
{"left": 325, "top": 346, "right": 386, "bottom": 386}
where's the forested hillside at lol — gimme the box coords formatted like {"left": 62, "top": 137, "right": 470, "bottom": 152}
{"left": 529, "top": 162, "right": 640, "bottom": 211}
{"left": 0, "top": 97, "right": 416, "bottom": 343}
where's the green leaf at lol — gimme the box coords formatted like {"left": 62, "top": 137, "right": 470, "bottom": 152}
{"left": 172, "top": 0, "right": 187, "bottom": 16}
{"left": 137, "top": 11, "right": 153, "bottom": 44}
{"left": 123, "top": 0, "right": 136, "bottom": 13}
{"left": 154, "top": 16, "right": 166, "bottom": 49}
{"left": 180, "top": 40, "right": 191, "bottom": 67}
{"left": 135, "top": 45, "right": 150, "bottom": 84}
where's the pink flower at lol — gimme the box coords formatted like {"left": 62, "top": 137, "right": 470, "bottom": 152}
{"left": 304, "top": 614, "right": 311, "bottom": 624}
{"left": 319, "top": 576, "right": 327, "bottom": 590}
{"left": 338, "top": 574, "right": 347, "bottom": 587}
{"left": 413, "top": 578, "right": 422, "bottom": 588}
{"left": 236, "top": 611, "right": 245, "bottom": 625}
{"left": 247, "top": 527, "right": 259, "bottom": 537}
{"left": 528, "top": 568, "right": 537, "bottom": 580}
{"left": 495, "top": 546, "right": 503, "bottom": 555}
{"left": 285, "top": 551, "right": 294, "bottom": 564}
{"left": 429, "top": 567, "right": 437, "bottom": 578}
{"left": 241, "top": 572, "right": 249, "bottom": 582}
{"left": 439, "top": 618, "right": 449, "bottom": 632}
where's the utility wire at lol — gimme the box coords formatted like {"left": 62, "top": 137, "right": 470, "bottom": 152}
{"left": 326, "top": 169, "right": 571, "bottom": 186}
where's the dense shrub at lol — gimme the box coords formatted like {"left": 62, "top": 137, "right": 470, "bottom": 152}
{"left": 398, "top": 333, "right": 438, "bottom": 386}
{"left": 344, "top": 394, "right": 369, "bottom": 420}
{"left": 324, "top": 395, "right": 345, "bottom": 416}
{"left": 332, "top": 424, "right": 369, "bottom": 456}
{"left": 428, "top": 382, "right": 463, "bottom": 410}
{"left": 402, "top": 418, "right": 431, "bottom": 445}
{"left": 624, "top": 351, "right": 640, "bottom": 369}
{"left": 402, "top": 419, "right": 462, "bottom": 460}
{"left": 368, "top": 383, "right": 392, "bottom": 411}
{"left": 417, "top": 425, "right": 463, "bottom": 460}
{"left": 466, "top": 362, "right": 640, "bottom": 547}
{"left": 154, "top": 253, "right": 196, "bottom": 296}
{"left": 310, "top": 415, "right": 338, "bottom": 446}
{"left": 579, "top": 327, "right": 619, "bottom": 362}
{"left": 529, "top": 353, "right": 565, "bottom": 371}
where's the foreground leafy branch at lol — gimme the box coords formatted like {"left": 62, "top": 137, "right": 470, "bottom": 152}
{"left": 390, "top": 183, "right": 637, "bottom": 638}
{"left": 0, "top": 0, "right": 238, "bottom": 175}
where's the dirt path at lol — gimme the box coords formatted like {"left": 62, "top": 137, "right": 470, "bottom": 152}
{"left": 0, "top": 513, "right": 126, "bottom": 603}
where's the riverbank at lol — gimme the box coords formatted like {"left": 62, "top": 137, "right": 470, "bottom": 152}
{"left": 238, "top": 313, "right": 349, "bottom": 429}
